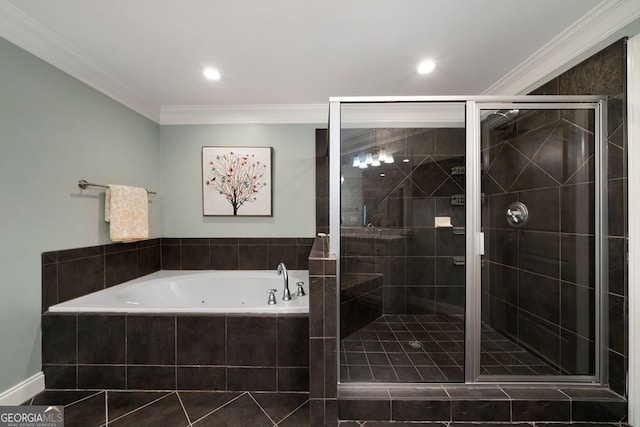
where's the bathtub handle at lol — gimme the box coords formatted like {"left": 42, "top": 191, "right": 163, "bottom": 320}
{"left": 267, "top": 289, "right": 277, "bottom": 305}
{"left": 296, "top": 281, "right": 306, "bottom": 297}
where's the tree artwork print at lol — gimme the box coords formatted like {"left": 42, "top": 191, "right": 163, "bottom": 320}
{"left": 202, "top": 147, "right": 272, "bottom": 216}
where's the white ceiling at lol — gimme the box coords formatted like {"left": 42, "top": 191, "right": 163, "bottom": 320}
{"left": 1, "top": 0, "right": 640, "bottom": 123}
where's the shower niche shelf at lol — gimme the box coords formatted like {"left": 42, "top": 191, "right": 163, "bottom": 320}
{"left": 451, "top": 166, "right": 465, "bottom": 176}
{"left": 450, "top": 193, "right": 484, "bottom": 206}
{"left": 452, "top": 256, "right": 465, "bottom": 266}
{"left": 452, "top": 227, "right": 465, "bottom": 235}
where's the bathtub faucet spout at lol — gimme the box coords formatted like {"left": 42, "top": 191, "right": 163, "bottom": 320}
{"left": 277, "top": 262, "right": 291, "bottom": 301}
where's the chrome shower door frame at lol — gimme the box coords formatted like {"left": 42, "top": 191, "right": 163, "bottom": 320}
{"left": 329, "top": 96, "right": 607, "bottom": 386}
{"left": 468, "top": 100, "right": 607, "bottom": 384}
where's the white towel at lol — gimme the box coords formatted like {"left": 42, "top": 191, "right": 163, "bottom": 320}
{"left": 106, "top": 185, "right": 148, "bottom": 242}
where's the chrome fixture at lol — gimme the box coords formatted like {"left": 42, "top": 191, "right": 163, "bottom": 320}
{"left": 352, "top": 149, "right": 394, "bottom": 169}
{"left": 277, "top": 262, "right": 291, "bottom": 301}
{"left": 78, "top": 179, "right": 156, "bottom": 195}
{"left": 485, "top": 109, "right": 519, "bottom": 130}
{"left": 296, "top": 281, "right": 306, "bottom": 297}
{"left": 267, "top": 289, "right": 277, "bottom": 305}
{"left": 506, "top": 201, "right": 529, "bottom": 228}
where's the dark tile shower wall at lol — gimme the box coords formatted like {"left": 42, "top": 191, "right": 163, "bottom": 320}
{"left": 42, "top": 312, "right": 309, "bottom": 392}
{"left": 482, "top": 108, "right": 597, "bottom": 374}
{"left": 339, "top": 128, "right": 466, "bottom": 316}
{"left": 528, "top": 39, "right": 627, "bottom": 393}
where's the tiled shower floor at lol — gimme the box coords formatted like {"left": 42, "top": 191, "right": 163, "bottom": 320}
{"left": 340, "top": 314, "right": 557, "bottom": 382}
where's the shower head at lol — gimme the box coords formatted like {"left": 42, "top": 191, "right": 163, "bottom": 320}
{"left": 484, "top": 109, "right": 519, "bottom": 130}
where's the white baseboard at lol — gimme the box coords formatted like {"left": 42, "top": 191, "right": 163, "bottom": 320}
{"left": 0, "top": 372, "right": 45, "bottom": 406}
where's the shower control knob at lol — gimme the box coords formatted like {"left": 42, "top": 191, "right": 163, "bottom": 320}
{"left": 506, "top": 201, "right": 528, "bottom": 228}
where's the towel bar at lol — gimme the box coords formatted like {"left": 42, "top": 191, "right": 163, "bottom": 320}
{"left": 78, "top": 179, "right": 156, "bottom": 195}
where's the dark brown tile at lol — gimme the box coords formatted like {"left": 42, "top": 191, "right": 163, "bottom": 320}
{"left": 177, "top": 316, "right": 225, "bottom": 365}
{"left": 277, "top": 316, "right": 309, "bottom": 367}
{"left": 561, "top": 182, "right": 594, "bottom": 234}
{"left": 279, "top": 400, "right": 310, "bottom": 427}
{"left": 176, "top": 367, "right": 226, "bottom": 390}
{"left": 512, "top": 400, "right": 570, "bottom": 421}
{"left": 138, "top": 243, "right": 161, "bottom": 276}
{"left": 251, "top": 391, "right": 308, "bottom": 423}
{"left": 42, "top": 262, "right": 58, "bottom": 312}
{"left": 57, "top": 246, "right": 103, "bottom": 262}
{"left": 57, "top": 256, "right": 104, "bottom": 302}
{"left": 127, "top": 315, "right": 175, "bottom": 365}
{"left": 450, "top": 400, "right": 510, "bottom": 422}
{"left": 181, "top": 244, "right": 210, "bottom": 269}
{"left": 126, "top": 366, "right": 176, "bottom": 390}
{"left": 161, "top": 244, "right": 181, "bottom": 269}
{"left": 227, "top": 316, "right": 276, "bottom": 366}
{"left": 179, "top": 391, "right": 242, "bottom": 423}
{"left": 64, "top": 391, "right": 107, "bottom": 427}
{"left": 192, "top": 393, "right": 272, "bottom": 426}
{"left": 571, "top": 400, "right": 628, "bottom": 422}
{"left": 107, "top": 391, "right": 169, "bottom": 422}
{"left": 210, "top": 243, "right": 239, "bottom": 269}
{"left": 105, "top": 249, "right": 138, "bottom": 287}
{"left": 238, "top": 244, "right": 268, "bottom": 269}
{"left": 392, "top": 399, "right": 450, "bottom": 421}
{"left": 278, "top": 367, "right": 310, "bottom": 391}
{"left": 78, "top": 314, "right": 125, "bottom": 364}
{"left": 339, "top": 399, "right": 390, "bottom": 421}
{"left": 268, "top": 244, "right": 297, "bottom": 269}
{"left": 43, "top": 365, "right": 76, "bottom": 389}
{"left": 78, "top": 365, "right": 126, "bottom": 389}
{"left": 227, "top": 367, "right": 276, "bottom": 391}
{"left": 518, "top": 231, "right": 560, "bottom": 278}
{"left": 109, "top": 393, "right": 189, "bottom": 427}
{"left": 42, "top": 314, "right": 77, "bottom": 364}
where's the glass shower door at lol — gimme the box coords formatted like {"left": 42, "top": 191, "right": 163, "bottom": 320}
{"left": 478, "top": 105, "right": 601, "bottom": 380}
{"left": 338, "top": 102, "right": 467, "bottom": 383}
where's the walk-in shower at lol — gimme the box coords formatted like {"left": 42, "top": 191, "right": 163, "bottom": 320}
{"left": 329, "top": 96, "right": 606, "bottom": 385}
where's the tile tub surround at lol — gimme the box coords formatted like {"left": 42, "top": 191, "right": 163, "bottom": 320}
{"left": 309, "top": 236, "right": 338, "bottom": 427}
{"left": 42, "top": 237, "right": 314, "bottom": 312}
{"left": 42, "top": 313, "right": 309, "bottom": 392}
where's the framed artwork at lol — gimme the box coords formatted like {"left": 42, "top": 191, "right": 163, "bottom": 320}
{"left": 202, "top": 146, "right": 272, "bottom": 216}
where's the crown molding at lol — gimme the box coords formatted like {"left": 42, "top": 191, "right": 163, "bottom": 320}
{"left": 159, "top": 102, "right": 467, "bottom": 126}
{"left": 0, "top": 0, "right": 159, "bottom": 122}
{"left": 159, "top": 104, "right": 329, "bottom": 125}
{"left": 484, "top": 0, "right": 640, "bottom": 95}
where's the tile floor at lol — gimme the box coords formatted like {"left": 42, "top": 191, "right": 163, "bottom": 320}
{"left": 340, "top": 314, "right": 556, "bottom": 382}
{"left": 23, "top": 389, "right": 308, "bottom": 426}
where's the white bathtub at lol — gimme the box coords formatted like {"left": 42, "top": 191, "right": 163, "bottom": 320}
{"left": 48, "top": 270, "right": 309, "bottom": 314}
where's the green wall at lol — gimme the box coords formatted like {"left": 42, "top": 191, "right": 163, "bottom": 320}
{"left": 0, "top": 37, "right": 318, "bottom": 395}
{"left": 159, "top": 124, "right": 316, "bottom": 237}
{"left": 0, "top": 37, "right": 160, "bottom": 393}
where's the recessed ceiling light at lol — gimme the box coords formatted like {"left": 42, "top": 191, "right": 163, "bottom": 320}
{"left": 203, "top": 67, "right": 221, "bottom": 81}
{"left": 417, "top": 59, "right": 436, "bottom": 75}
